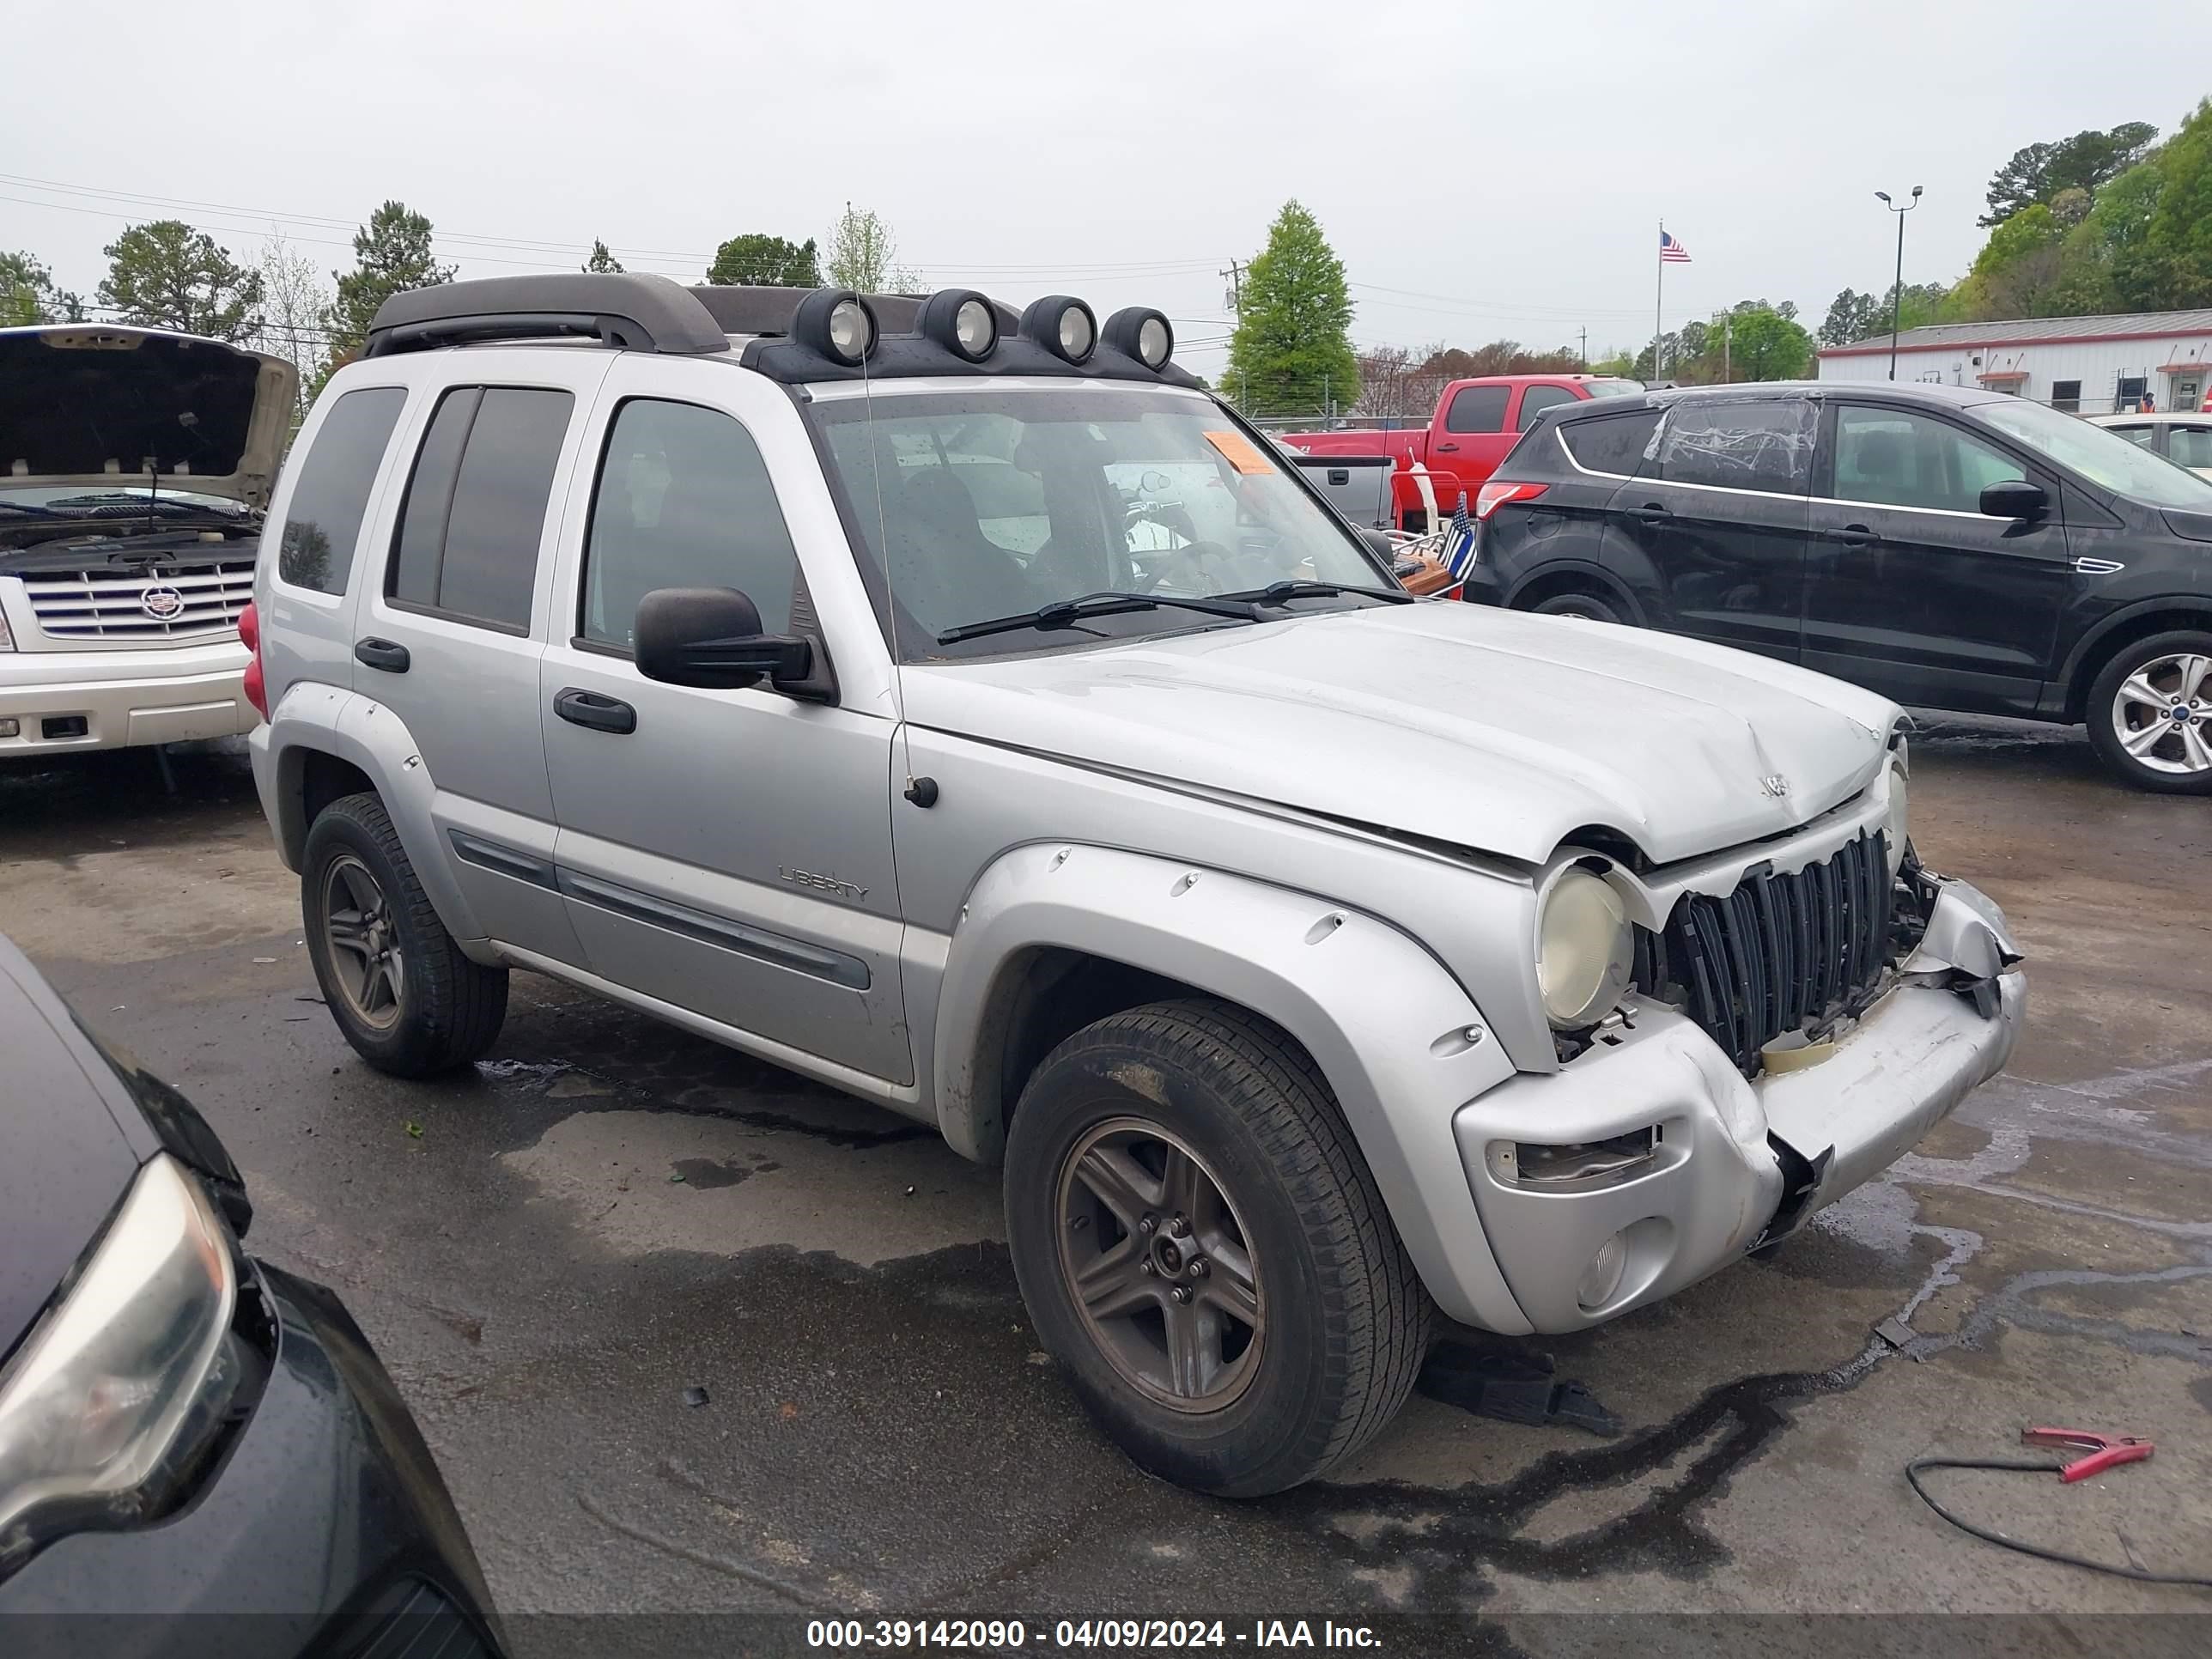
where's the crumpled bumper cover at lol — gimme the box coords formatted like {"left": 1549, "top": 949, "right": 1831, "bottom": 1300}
{"left": 1449, "top": 878, "right": 2025, "bottom": 1334}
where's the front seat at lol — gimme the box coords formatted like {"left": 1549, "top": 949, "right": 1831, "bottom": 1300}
{"left": 1841, "top": 429, "right": 1911, "bottom": 507}
{"left": 890, "top": 468, "right": 1037, "bottom": 633}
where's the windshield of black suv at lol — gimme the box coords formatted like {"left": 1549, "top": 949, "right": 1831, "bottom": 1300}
{"left": 1578, "top": 379, "right": 1646, "bottom": 398}
{"left": 809, "top": 384, "right": 1395, "bottom": 659}
{"left": 1972, "top": 398, "right": 2212, "bottom": 510}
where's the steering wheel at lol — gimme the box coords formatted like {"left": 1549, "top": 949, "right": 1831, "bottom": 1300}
{"left": 1133, "top": 539, "right": 1237, "bottom": 595}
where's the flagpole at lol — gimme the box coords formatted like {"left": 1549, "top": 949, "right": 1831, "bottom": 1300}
{"left": 1655, "top": 219, "right": 1665, "bottom": 384}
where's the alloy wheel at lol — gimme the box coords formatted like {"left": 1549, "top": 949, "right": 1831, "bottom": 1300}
{"left": 1054, "top": 1117, "right": 1264, "bottom": 1413}
{"left": 322, "top": 854, "right": 405, "bottom": 1030}
{"left": 2111, "top": 652, "right": 2212, "bottom": 775}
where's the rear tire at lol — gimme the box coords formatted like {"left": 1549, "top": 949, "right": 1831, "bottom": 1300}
{"left": 302, "top": 793, "right": 508, "bottom": 1076}
{"left": 1527, "top": 589, "right": 1626, "bottom": 624}
{"left": 1003, "top": 999, "right": 1432, "bottom": 1497}
{"left": 2085, "top": 629, "right": 2212, "bottom": 795}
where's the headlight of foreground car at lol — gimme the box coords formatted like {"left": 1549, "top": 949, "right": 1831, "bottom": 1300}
{"left": 0, "top": 1154, "right": 239, "bottom": 1570}
{"left": 1536, "top": 866, "right": 1634, "bottom": 1030}
{"left": 1885, "top": 756, "right": 1910, "bottom": 877}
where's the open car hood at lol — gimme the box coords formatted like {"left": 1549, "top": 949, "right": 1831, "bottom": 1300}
{"left": 0, "top": 325, "right": 298, "bottom": 510}
{"left": 905, "top": 603, "right": 1900, "bottom": 867}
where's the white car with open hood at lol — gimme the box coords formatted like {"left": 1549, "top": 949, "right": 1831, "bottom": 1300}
{"left": 0, "top": 324, "right": 295, "bottom": 757}
{"left": 243, "top": 274, "right": 2026, "bottom": 1497}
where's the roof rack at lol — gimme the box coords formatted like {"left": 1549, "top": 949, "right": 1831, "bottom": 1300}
{"left": 362, "top": 273, "right": 733, "bottom": 359}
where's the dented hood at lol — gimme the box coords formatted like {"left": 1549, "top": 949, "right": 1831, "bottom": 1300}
{"left": 905, "top": 603, "right": 1899, "bottom": 866}
{"left": 0, "top": 325, "right": 298, "bottom": 509}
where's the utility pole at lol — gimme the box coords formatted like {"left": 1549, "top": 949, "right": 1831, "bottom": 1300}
{"left": 1578, "top": 325, "right": 1588, "bottom": 368}
{"left": 1220, "top": 259, "right": 1244, "bottom": 315}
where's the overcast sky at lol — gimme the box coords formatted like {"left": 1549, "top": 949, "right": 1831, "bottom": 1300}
{"left": 7, "top": 0, "right": 2209, "bottom": 376}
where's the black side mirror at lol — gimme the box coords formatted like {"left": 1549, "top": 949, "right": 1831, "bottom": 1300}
{"left": 1979, "top": 479, "right": 2050, "bottom": 520}
{"left": 633, "top": 586, "right": 823, "bottom": 696}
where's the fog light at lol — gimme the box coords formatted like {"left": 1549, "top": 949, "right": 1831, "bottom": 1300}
{"left": 795, "top": 288, "right": 878, "bottom": 367}
{"left": 1021, "top": 295, "right": 1097, "bottom": 364}
{"left": 1103, "top": 307, "right": 1175, "bottom": 370}
{"left": 920, "top": 288, "right": 1000, "bottom": 362}
{"left": 1577, "top": 1231, "right": 1628, "bottom": 1311}
{"left": 0, "top": 719, "right": 17, "bottom": 738}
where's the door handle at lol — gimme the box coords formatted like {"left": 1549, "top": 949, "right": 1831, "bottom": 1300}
{"left": 1436, "top": 441, "right": 1462, "bottom": 453}
{"left": 354, "top": 637, "right": 410, "bottom": 673}
{"left": 1626, "top": 503, "right": 1670, "bottom": 526}
{"left": 1835, "top": 522, "right": 1877, "bottom": 550}
{"left": 553, "top": 687, "right": 636, "bottom": 735}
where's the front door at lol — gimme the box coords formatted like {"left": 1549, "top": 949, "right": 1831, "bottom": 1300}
{"left": 1609, "top": 395, "right": 1814, "bottom": 663}
{"left": 1801, "top": 401, "right": 2068, "bottom": 714}
{"left": 538, "top": 356, "right": 910, "bottom": 1086}
{"left": 350, "top": 357, "right": 612, "bottom": 964}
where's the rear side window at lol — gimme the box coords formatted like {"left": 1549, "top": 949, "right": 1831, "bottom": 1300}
{"left": 275, "top": 387, "right": 405, "bottom": 593}
{"left": 580, "top": 398, "right": 799, "bottom": 649}
{"left": 2170, "top": 425, "right": 2212, "bottom": 470}
{"left": 388, "top": 386, "right": 573, "bottom": 631}
{"left": 1559, "top": 409, "right": 1662, "bottom": 476}
{"left": 1443, "top": 386, "right": 1510, "bottom": 433}
{"left": 1644, "top": 399, "right": 1814, "bottom": 494}
{"left": 1516, "top": 385, "right": 1581, "bottom": 430}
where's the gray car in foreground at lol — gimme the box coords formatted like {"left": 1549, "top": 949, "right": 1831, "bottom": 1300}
{"left": 243, "top": 274, "right": 2024, "bottom": 1495}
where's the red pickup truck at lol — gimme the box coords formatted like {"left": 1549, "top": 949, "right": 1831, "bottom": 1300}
{"left": 1281, "top": 374, "right": 1643, "bottom": 530}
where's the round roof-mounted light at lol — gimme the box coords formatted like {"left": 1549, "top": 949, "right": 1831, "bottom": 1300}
{"left": 919, "top": 289, "right": 1000, "bottom": 363}
{"left": 794, "top": 287, "right": 878, "bottom": 367}
{"left": 1020, "top": 295, "right": 1097, "bottom": 364}
{"left": 1103, "top": 307, "right": 1174, "bottom": 370}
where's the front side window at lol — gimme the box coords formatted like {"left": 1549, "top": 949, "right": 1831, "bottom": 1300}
{"left": 1645, "top": 398, "right": 1815, "bottom": 494}
{"left": 1831, "top": 406, "right": 2023, "bottom": 514}
{"left": 580, "top": 399, "right": 798, "bottom": 648}
{"left": 388, "top": 386, "right": 573, "bottom": 631}
{"left": 274, "top": 387, "right": 406, "bottom": 593}
{"left": 1443, "top": 385, "right": 1510, "bottom": 433}
{"left": 1516, "top": 385, "right": 1581, "bottom": 430}
{"left": 2168, "top": 425, "right": 2212, "bottom": 471}
{"left": 809, "top": 386, "right": 1388, "bottom": 658}
{"left": 1974, "top": 397, "right": 2212, "bottom": 510}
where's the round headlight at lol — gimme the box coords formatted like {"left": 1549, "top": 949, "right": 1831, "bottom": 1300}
{"left": 795, "top": 288, "right": 878, "bottom": 367}
{"left": 1536, "top": 866, "right": 1634, "bottom": 1030}
{"left": 1884, "top": 762, "right": 1910, "bottom": 877}
{"left": 918, "top": 288, "right": 1000, "bottom": 363}
{"left": 1103, "top": 307, "right": 1175, "bottom": 371}
{"left": 1021, "top": 295, "right": 1097, "bottom": 364}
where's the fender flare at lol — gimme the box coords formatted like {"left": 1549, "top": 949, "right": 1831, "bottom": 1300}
{"left": 1503, "top": 556, "right": 1642, "bottom": 622}
{"left": 933, "top": 842, "right": 1533, "bottom": 1334}
{"left": 258, "top": 682, "right": 489, "bottom": 945}
{"left": 2053, "top": 598, "right": 2212, "bottom": 719}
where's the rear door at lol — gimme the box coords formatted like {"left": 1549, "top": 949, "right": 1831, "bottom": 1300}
{"left": 352, "top": 354, "right": 613, "bottom": 964}
{"left": 1801, "top": 401, "right": 2067, "bottom": 714}
{"left": 538, "top": 354, "right": 909, "bottom": 1086}
{"left": 1510, "top": 381, "right": 1585, "bottom": 436}
{"left": 1428, "top": 383, "right": 1512, "bottom": 511}
{"left": 1611, "top": 395, "right": 1815, "bottom": 662}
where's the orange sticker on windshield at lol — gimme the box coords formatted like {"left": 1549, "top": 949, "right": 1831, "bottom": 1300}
{"left": 1202, "top": 430, "right": 1276, "bottom": 475}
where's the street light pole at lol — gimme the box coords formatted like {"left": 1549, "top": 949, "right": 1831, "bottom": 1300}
{"left": 1875, "top": 185, "right": 1923, "bottom": 381}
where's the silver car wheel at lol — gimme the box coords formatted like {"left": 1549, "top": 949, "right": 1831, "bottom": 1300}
{"left": 322, "top": 854, "right": 405, "bottom": 1030}
{"left": 2111, "top": 652, "right": 2212, "bottom": 775}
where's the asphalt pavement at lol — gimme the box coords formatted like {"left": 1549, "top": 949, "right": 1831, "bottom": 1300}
{"left": 1, "top": 718, "right": 2207, "bottom": 1655}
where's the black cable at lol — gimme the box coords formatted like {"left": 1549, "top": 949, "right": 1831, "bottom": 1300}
{"left": 1905, "top": 1456, "right": 2212, "bottom": 1588}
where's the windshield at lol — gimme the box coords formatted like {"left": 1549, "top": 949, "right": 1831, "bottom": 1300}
{"left": 811, "top": 385, "right": 1391, "bottom": 658}
{"left": 1973, "top": 398, "right": 2212, "bottom": 510}
{"left": 1580, "top": 379, "right": 1645, "bottom": 398}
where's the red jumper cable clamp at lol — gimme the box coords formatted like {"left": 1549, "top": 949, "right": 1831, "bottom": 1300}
{"left": 2019, "top": 1426, "right": 2154, "bottom": 1483}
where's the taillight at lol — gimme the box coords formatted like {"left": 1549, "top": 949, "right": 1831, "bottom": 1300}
{"left": 1474, "top": 481, "right": 1548, "bottom": 520}
{"left": 238, "top": 600, "right": 268, "bottom": 722}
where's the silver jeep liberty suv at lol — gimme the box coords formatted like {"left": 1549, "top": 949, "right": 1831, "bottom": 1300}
{"left": 246, "top": 273, "right": 2024, "bottom": 1495}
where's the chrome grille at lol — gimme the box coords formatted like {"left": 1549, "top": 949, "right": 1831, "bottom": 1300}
{"left": 20, "top": 559, "right": 255, "bottom": 641}
{"left": 1638, "top": 831, "right": 1899, "bottom": 1077}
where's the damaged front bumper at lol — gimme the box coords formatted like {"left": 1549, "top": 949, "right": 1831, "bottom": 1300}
{"left": 1448, "top": 877, "right": 2024, "bottom": 1334}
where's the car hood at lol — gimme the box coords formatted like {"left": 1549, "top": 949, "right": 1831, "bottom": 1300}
{"left": 0, "top": 324, "right": 298, "bottom": 509}
{"left": 904, "top": 603, "right": 1900, "bottom": 866}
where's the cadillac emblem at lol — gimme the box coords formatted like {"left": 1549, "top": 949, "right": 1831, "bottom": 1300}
{"left": 140, "top": 584, "right": 186, "bottom": 621}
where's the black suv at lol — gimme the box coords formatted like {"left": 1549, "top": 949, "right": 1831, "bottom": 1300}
{"left": 1470, "top": 380, "right": 2212, "bottom": 792}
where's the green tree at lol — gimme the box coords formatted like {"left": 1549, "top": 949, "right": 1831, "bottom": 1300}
{"left": 584, "top": 239, "right": 625, "bottom": 274}
{"left": 96, "top": 221, "right": 263, "bottom": 340}
{"left": 1224, "top": 200, "right": 1359, "bottom": 416}
{"left": 1980, "top": 121, "right": 2160, "bottom": 225}
{"left": 1, "top": 250, "right": 83, "bottom": 325}
{"left": 327, "top": 201, "right": 455, "bottom": 356}
{"left": 823, "top": 204, "right": 913, "bottom": 293}
{"left": 706, "top": 233, "right": 820, "bottom": 287}
{"left": 2129, "top": 98, "right": 2212, "bottom": 309}
{"left": 1951, "top": 204, "right": 2069, "bottom": 319}
{"left": 1713, "top": 306, "right": 1813, "bottom": 380}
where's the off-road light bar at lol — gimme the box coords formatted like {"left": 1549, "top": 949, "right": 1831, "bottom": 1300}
{"left": 1103, "top": 307, "right": 1173, "bottom": 369}
{"left": 795, "top": 288, "right": 878, "bottom": 367}
{"left": 920, "top": 289, "right": 1000, "bottom": 362}
{"left": 1021, "top": 295, "right": 1097, "bottom": 365}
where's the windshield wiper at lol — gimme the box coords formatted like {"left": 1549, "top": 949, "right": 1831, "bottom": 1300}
{"left": 937, "top": 590, "right": 1260, "bottom": 645}
{"left": 1216, "top": 580, "right": 1414, "bottom": 608}
{"left": 0, "top": 501, "right": 71, "bottom": 520}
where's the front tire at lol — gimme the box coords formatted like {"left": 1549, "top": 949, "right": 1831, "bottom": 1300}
{"left": 302, "top": 792, "right": 509, "bottom": 1076}
{"left": 1527, "top": 589, "right": 1626, "bottom": 624}
{"left": 1004, "top": 1000, "right": 1431, "bottom": 1497}
{"left": 2086, "top": 630, "right": 2212, "bottom": 794}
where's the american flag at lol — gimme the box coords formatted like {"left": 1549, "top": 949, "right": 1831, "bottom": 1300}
{"left": 1442, "top": 491, "right": 1477, "bottom": 583}
{"left": 1660, "top": 230, "right": 1692, "bottom": 263}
